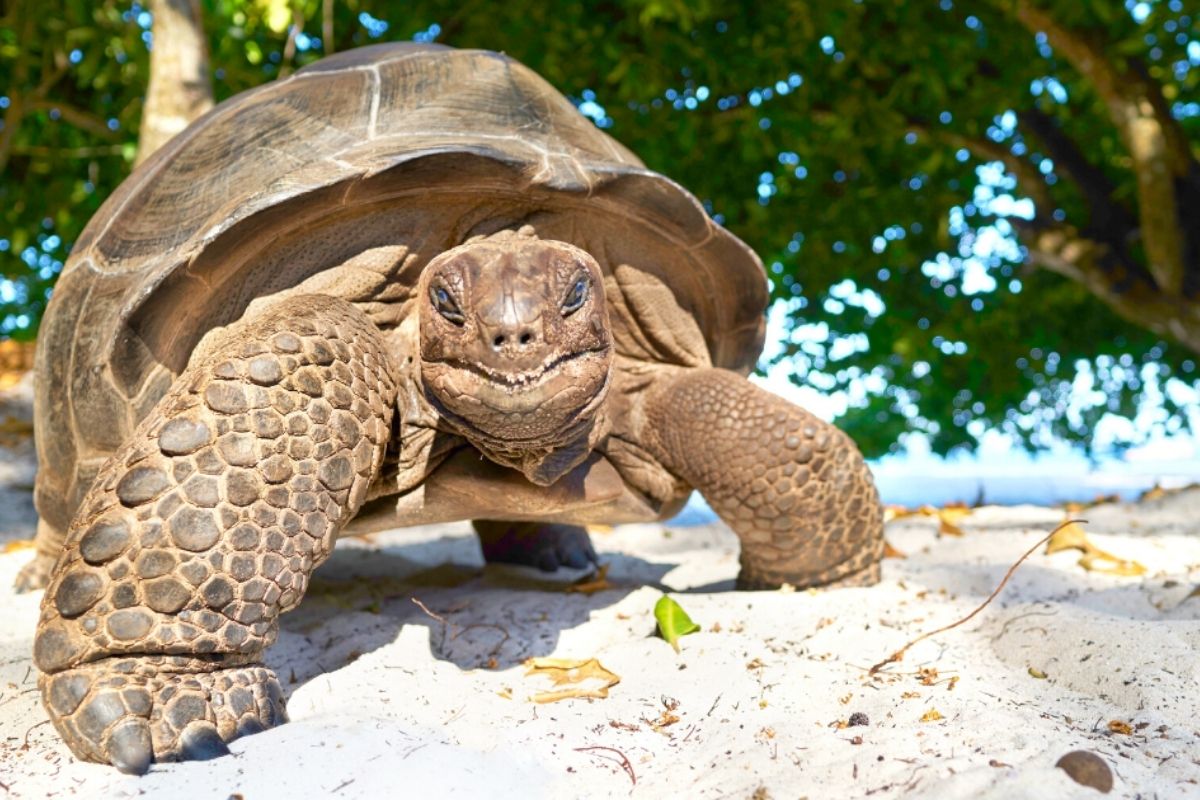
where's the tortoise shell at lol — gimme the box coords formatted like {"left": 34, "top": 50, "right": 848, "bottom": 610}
{"left": 34, "top": 42, "right": 768, "bottom": 534}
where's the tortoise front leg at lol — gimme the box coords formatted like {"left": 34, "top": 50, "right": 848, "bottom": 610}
{"left": 640, "top": 368, "right": 883, "bottom": 589}
{"left": 33, "top": 295, "right": 395, "bottom": 773}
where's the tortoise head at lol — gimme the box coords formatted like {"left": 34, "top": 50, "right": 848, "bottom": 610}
{"left": 418, "top": 226, "right": 613, "bottom": 452}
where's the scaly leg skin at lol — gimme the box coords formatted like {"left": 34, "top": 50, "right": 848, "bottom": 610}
{"left": 641, "top": 368, "right": 883, "bottom": 590}
{"left": 33, "top": 295, "right": 395, "bottom": 774}
{"left": 15, "top": 519, "right": 62, "bottom": 591}
{"left": 473, "top": 520, "right": 598, "bottom": 572}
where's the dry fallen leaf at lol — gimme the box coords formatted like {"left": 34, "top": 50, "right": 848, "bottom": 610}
{"left": 566, "top": 563, "right": 612, "bottom": 595}
{"left": 884, "top": 505, "right": 917, "bottom": 522}
{"left": 883, "top": 538, "right": 907, "bottom": 559}
{"left": 888, "top": 503, "right": 972, "bottom": 535}
{"left": 920, "top": 709, "right": 944, "bottom": 722}
{"left": 1140, "top": 485, "right": 1166, "bottom": 502}
{"left": 1028, "top": 667, "right": 1048, "bottom": 679}
{"left": 937, "top": 506, "right": 971, "bottom": 537}
{"left": 524, "top": 657, "right": 621, "bottom": 703}
{"left": 1046, "top": 521, "right": 1147, "bottom": 576}
{"left": 2, "top": 539, "right": 34, "bottom": 554}
{"left": 1107, "top": 720, "right": 1133, "bottom": 735}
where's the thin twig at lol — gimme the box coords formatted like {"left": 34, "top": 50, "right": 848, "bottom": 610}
{"left": 23, "top": 719, "right": 50, "bottom": 749}
{"left": 410, "top": 596, "right": 447, "bottom": 624}
{"left": 869, "top": 519, "right": 1083, "bottom": 675}
{"left": 574, "top": 745, "right": 636, "bottom": 786}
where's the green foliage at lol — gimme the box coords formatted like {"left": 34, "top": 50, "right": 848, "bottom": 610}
{"left": 1, "top": 0, "right": 1197, "bottom": 455}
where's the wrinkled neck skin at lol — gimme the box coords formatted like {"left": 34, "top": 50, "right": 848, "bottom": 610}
{"left": 416, "top": 227, "right": 614, "bottom": 486}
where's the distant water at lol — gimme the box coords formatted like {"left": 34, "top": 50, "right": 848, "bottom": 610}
{"left": 667, "top": 465, "right": 1200, "bottom": 526}
{"left": 870, "top": 471, "right": 1198, "bottom": 508}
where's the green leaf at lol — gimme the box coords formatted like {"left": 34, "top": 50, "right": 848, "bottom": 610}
{"left": 654, "top": 595, "right": 700, "bottom": 653}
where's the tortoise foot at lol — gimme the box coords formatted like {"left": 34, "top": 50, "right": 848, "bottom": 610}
{"left": 14, "top": 552, "right": 55, "bottom": 592}
{"left": 41, "top": 658, "right": 286, "bottom": 774}
{"left": 736, "top": 559, "right": 882, "bottom": 591}
{"left": 473, "top": 520, "right": 598, "bottom": 572}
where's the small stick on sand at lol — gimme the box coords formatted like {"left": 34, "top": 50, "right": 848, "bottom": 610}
{"left": 574, "top": 745, "right": 637, "bottom": 786}
{"left": 868, "top": 519, "right": 1083, "bottom": 676}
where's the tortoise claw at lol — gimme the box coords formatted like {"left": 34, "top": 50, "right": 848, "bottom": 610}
{"left": 14, "top": 553, "right": 54, "bottom": 593}
{"left": 41, "top": 661, "right": 285, "bottom": 770}
{"left": 106, "top": 718, "right": 153, "bottom": 775}
{"left": 179, "top": 722, "right": 230, "bottom": 762}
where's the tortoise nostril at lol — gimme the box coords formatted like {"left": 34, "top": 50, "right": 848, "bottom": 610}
{"left": 493, "top": 334, "right": 505, "bottom": 349}
{"left": 519, "top": 332, "right": 533, "bottom": 346}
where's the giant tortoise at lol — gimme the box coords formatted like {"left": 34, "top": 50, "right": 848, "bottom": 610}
{"left": 23, "top": 42, "right": 883, "bottom": 773}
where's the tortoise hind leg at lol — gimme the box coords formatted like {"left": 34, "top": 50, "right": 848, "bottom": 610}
{"left": 639, "top": 368, "right": 884, "bottom": 590}
{"left": 33, "top": 295, "right": 396, "bottom": 773}
{"left": 15, "top": 519, "right": 65, "bottom": 592}
{"left": 473, "top": 520, "right": 597, "bottom": 571}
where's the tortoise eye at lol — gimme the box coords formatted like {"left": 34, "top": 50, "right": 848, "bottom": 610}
{"left": 431, "top": 285, "right": 464, "bottom": 325}
{"left": 561, "top": 277, "right": 588, "bottom": 315}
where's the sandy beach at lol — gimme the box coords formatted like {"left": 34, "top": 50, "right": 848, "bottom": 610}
{"left": 2, "top": 458, "right": 1198, "bottom": 799}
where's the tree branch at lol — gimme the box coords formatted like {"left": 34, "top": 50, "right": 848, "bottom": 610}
{"left": 1012, "top": 0, "right": 1192, "bottom": 295}
{"left": 11, "top": 144, "right": 126, "bottom": 158}
{"left": 1025, "top": 224, "right": 1200, "bottom": 351}
{"left": 913, "top": 122, "right": 1056, "bottom": 214}
{"left": 1016, "top": 107, "right": 1141, "bottom": 272}
{"left": 0, "top": 0, "right": 34, "bottom": 174}
{"left": 277, "top": 5, "right": 305, "bottom": 79}
{"left": 25, "top": 99, "right": 122, "bottom": 141}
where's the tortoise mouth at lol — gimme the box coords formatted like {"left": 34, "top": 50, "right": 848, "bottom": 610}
{"left": 421, "top": 347, "right": 612, "bottom": 447}
{"left": 438, "top": 347, "right": 607, "bottom": 390}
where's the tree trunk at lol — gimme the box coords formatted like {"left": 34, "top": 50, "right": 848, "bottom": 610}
{"left": 135, "top": 0, "right": 213, "bottom": 167}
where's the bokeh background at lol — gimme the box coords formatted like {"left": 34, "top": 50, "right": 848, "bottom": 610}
{"left": 1, "top": 0, "right": 1198, "bottom": 505}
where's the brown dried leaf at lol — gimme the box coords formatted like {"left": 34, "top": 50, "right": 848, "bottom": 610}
{"left": 884, "top": 505, "right": 918, "bottom": 522}
{"left": 1045, "top": 521, "right": 1147, "bottom": 576}
{"left": 566, "top": 563, "right": 612, "bottom": 595}
{"left": 920, "top": 709, "right": 944, "bottom": 722}
{"left": 524, "top": 657, "right": 621, "bottom": 703}
{"left": 1078, "top": 553, "right": 1147, "bottom": 577}
{"left": 2, "top": 539, "right": 33, "bottom": 554}
{"left": 937, "top": 506, "right": 971, "bottom": 537}
{"left": 1140, "top": 485, "right": 1166, "bottom": 502}
{"left": 883, "top": 538, "right": 907, "bottom": 559}
{"left": 645, "top": 710, "right": 680, "bottom": 732}
{"left": 1107, "top": 720, "right": 1133, "bottom": 735}
{"left": 1028, "top": 667, "right": 1048, "bottom": 679}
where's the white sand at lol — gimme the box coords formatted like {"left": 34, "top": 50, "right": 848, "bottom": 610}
{"left": 2, "top": 483, "right": 1198, "bottom": 798}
